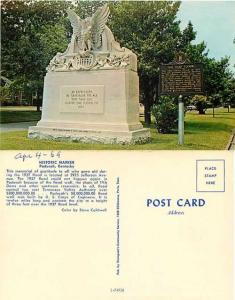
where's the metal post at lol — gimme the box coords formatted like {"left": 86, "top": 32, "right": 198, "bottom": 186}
{"left": 178, "top": 95, "right": 184, "bottom": 145}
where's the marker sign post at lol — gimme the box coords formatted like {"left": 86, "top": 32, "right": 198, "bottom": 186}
{"left": 159, "top": 56, "right": 203, "bottom": 145}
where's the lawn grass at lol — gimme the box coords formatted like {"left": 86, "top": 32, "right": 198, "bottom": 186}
{"left": 0, "top": 106, "right": 38, "bottom": 111}
{"left": 0, "top": 107, "right": 234, "bottom": 150}
{"left": 0, "top": 106, "right": 41, "bottom": 123}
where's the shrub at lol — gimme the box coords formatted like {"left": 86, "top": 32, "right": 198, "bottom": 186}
{"left": 151, "top": 96, "right": 178, "bottom": 133}
{"left": 0, "top": 86, "right": 11, "bottom": 105}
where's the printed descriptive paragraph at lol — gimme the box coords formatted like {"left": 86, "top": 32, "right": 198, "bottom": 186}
{"left": 5, "top": 160, "right": 108, "bottom": 213}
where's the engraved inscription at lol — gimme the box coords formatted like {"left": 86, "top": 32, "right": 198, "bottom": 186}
{"left": 60, "top": 85, "right": 104, "bottom": 113}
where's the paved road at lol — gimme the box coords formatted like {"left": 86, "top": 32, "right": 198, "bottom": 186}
{"left": 0, "top": 121, "right": 37, "bottom": 132}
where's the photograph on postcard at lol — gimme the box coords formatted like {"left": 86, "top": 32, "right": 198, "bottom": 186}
{"left": 1, "top": 1, "right": 234, "bottom": 150}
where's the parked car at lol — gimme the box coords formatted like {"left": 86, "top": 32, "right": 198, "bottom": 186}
{"left": 186, "top": 105, "right": 197, "bottom": 111}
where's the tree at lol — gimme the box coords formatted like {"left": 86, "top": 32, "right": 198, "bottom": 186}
{"left": 186, "top": 40, "right": 234, "bottom": 114}
{"left": 186, "top": 42, "right": 234, "bottom": 98}
{"left": 180, "top": 21, "right": 196, "bottom": 51}
{"left": 222, "top": 78, "right": 235, "bottom": 111}
{"left": 108, "top": 1, "right": 194, "bottom": 124}
{"left": 1, "top": 0, "right": 73, "bottom": 108}
{"left": 74, "top": 0, "right": 108, "bottom": 18}
{"left": 191, "top": 95, "right": 208, "bottom": 115}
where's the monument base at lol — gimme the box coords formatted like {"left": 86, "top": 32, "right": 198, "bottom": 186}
{"left": 28, "top": 125, "right": 150, "bottom": 145}
{"left": 28, "top": 68, "right": 151, "bottom": 145}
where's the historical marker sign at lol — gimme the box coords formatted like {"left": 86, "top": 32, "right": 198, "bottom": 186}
{"left": 159, "top": 63, "right": 203, "bottom": 96}
{"left": 159, "top": 56, "right": 203, "bottom": 145}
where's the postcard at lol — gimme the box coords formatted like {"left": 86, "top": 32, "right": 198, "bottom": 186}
{"left": 0, "top": 1, "right": 234, "bottom": 300}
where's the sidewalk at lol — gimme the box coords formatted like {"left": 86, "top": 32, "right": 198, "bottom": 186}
{"left": 229, "top": 137, "right": 235, "bottom": 150}
{"left": 226, "top": 129, "right": 235, "bottom": 150}
{"left": 0, "top": 121, "right": 37, "bottom": 132}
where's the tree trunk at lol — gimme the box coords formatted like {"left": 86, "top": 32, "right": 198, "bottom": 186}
{"left": 37, "top": 104, "right": 40, "bottom": 112}
{"left": 36, "top": 90, "right": 42, "bottom": 112}
{"left": 141, "top": 77, "right": 156, "bottom": 126}
{"left": 198, "top": 108, "right": 205, "bottom": 115}
{"left": 144, "top": 97, "right": 151, "bottom": 125}
{"left": 19, "top": 90, "right": 23, "bottom": 106}
{"left": 144, "top": 107, "right": 151, "bottom": 125}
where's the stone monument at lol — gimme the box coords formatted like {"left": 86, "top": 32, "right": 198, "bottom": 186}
{"left": 28, "top": 4, "right": 150, "bottom": 144}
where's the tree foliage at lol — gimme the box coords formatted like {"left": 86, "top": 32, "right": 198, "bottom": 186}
{"left": 109, "top": 1, "right": 194, "bottom": 124}
{"left": 1, "top": 0, "right": 72, "bottom": 106}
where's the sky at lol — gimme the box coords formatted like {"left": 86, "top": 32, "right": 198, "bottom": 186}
{"left": 177, "top": 0, "right": 235, "bottom": 72}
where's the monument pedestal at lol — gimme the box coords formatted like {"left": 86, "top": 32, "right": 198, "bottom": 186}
{"left": 28, "top": 69, "right": 150, "bottom": 144}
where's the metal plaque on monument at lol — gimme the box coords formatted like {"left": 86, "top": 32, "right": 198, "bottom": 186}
{"left": 28, "top": 4, "right": 150, "bottom": 144}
